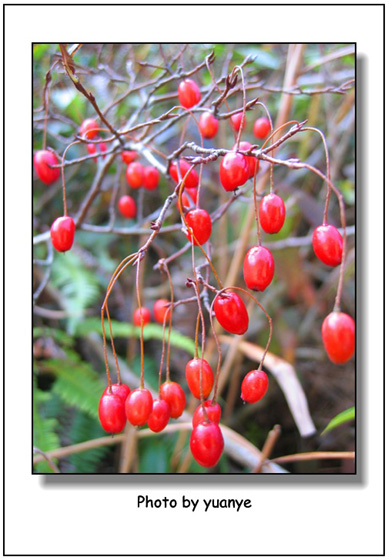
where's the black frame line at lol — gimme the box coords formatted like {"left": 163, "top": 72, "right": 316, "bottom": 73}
{"left": 31, "top": 39, "right": 357, "bottom": 477}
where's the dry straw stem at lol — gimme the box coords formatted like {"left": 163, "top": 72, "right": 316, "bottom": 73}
{"left": 119, "top": 424, "right": 138, "bottom": 473}
{"left": 270, "top": 451, "right": 355, "bottom": 465}
{"left": 219, "top": 336, "right": 316, "bottom": 438}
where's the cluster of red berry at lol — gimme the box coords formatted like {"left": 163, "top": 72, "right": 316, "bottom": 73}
{"left": 34, "top": 71, "right": 354, "bottom": 471}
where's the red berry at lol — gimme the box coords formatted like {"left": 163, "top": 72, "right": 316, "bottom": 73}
{"left": 190, "top": 422, "right": 224, "bottom": 468}
{"left": 126, "top": 162, "right": 144, "bottom": 189}
{"left": 80, "top": 118, "right": 99, "bottom": 140}
{"left": 102, "top": 383, "right": 131, "bottom": 403}
{"left": 312, "top": 224, "right": 343, "bottom": 266}
{"left": 87, "top": 140, "right": 107, "bottom": 161}
{"left": 185, "top": 208, "right": 212, "bottom": 246}
{"left": 98, "top": 391, "right": 126, "bottom": 433}
{"left": 198, "top": 112, "right": 219, "bottom": 139}
{"left": 219, "top": 152, "right": 250, "bottom": 191}
{"left": 241, "top": 369, "right": 269, "bottom": 403}
{"left": 177, "top": 187, "right": 198, "bottom": 211}
{"left": 169, "top": 160, "right": 199, "bottom": 190}
{"left": 50, "top": 216, "right": 75, "bottom": 252}
{"left": 185, "top": 358, "right": 214, "bottom": 400}
{"left": 214, "top": 290, "right": 249, "bottom": 335}
{"left": 153, "top": 299, "right": 171, "bottom": 324}
{"left": 321, "top": 312, "right": 355, "bottom": 364}
{"left": 125, "top": 388, "right": 153, "bottom": 426}
{"left": 121, "top": 150, "right": 137, "bottom": 164}
{"left": 143, "top": 166, "right": 159, "bottom": 191}
{"left": 259, "top": 193, "right": 286, "bottom": 234}
{"left": 178, "top": 78, "right": 201, "bottom": 109}
{"left": 230, "top": 112, "right": 245, "bottom": 132}
{"left": 33, "top": 150, "right": 60, "bottom": 185}
{"left": 147, "top": 399, "right": 171, "bottom": 433}
{"left": 243, "top": 246, "right": 275, "bottom": 291}
{"left": 236, "top": 141, "right": 260, "bottom": 178}
{"left": 253, "top": 117, "right": 271, "bottom": 139}
{"left": 118, "top": 195, "right": 137, "bottom": 219}
{"left": 192, "top": 400, "right": 222, "bottom": 428}
{"left": 133, "top": 306, "right": 151, "bottom": 327}
{"left": 160, "top": 381, "right": 186, "bottom": 419}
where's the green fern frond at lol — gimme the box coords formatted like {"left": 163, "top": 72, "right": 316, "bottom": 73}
{"left": 66, "top": 410, "right": 109, "bottom": 473}
{"left": 33, "top": 326, "right": 74, "bottom": 347}
{"left": 51, "top": 252, "right": 100, "bottom": 334}
{"left": 43, "top": 351, "right": 104, "bottom": 419}
{"left": 33, "top": 386, "right": 61, "bottom": 473}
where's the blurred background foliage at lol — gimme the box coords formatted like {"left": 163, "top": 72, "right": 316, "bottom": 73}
{"left": 33, "top": 44, "right": 355, "bottom": 474}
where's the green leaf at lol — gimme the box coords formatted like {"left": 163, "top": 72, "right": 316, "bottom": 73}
{"left": 43, "top": 349, "right": 104, "bottom": 419}
{"left": 66, "top": 410, "right": 109, "bottom": 473}
{"left": 75, "top": 318, "right": 196, "bottom": 356}
{"left": 139, "top": 438, "right": 170, "bottom": 473}
{"left": 321, "top": 407, "right": 355, "bottom": 435}
{"left": 33, "top": 386, "right": 61, "bottom": 473}
{"left": 33, "top": 326, "right": 74, "bottom": 347}
{"left": 51, "top": 251, "right": 101, "bottom": 334}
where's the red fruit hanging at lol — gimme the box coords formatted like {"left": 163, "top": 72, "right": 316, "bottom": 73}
{"left": 236, "top": 141, "right": 259, "bottom": 178}
{"left": 214, "top": 290, "right": 249, "bottom": 335}
{"left": 118, "top": 195, "right": 137, "bottom": 219}
{"left": 169, "top": 160, "right": 199, "bottom": 190}
{"left": 198, "top": 112, "right": 219, "bottom": 139}
{"left": 87, "top": 140, "right": 107, "bottom": 161}
{"left": 192, "top": 400, "right": 222, "bottom": 428}
{"left": 98, "top": 391, "right": 126, "bottom": 433}
{"left": 33, "top": 150, "right": 60, "bottom": 185}
{"left": 321, "top": 312, "right": 355, "bottom": 364}
{"left": 178, "top": 78, "right": 201, "bottom": 108}
{"left": 147, "top": 399, "right": 171, "bottom": 433}
{"left": 230, "top": 112, "right": 245, "bottom": 132}
{"left": 143, "top": 166, "right": 159, "bottom": 191}
{"left": 253, "top": 117, "right": 271, "bottom": 139}
{"left": 312, "top": 224, "right": 343, "bottom": 266}
{"left": 133, "top": 306, "right": 151, "bottom": 327}
{"left": 190, "top": 422, "right": 224, "bottom": 468}
{"left": 121, "top": 150, "right": 137, "bottom": 164}
{"left": 184, "top": 208, "right": 212, "bottom": 246}
{"left": 153, "top": 299, "right": 171, "bottom": 324}
{"left": 50, "top": 216, "right": 75, "bottom": 252}
{"left": 102, "top": 383, "right": 131, "bottom": 403}
{"left": 259, "top": 193, "right": 286, "bottom": 234}
{"left": 219, "top": 152, "right": 250, "bottom": 191}
{"left": 80, "top": 118, "right": 99, "bottom": 140}
{"left": 125, "top": 388, "right": 153, "bottom": 426}
{"left": 243, "top": 246, "right": 274, "bottom": 291}
{"left": 185, "top": 358, "right": 214, "bottom": 400}
{"left": 160, "top": 381, "right": 186, "bottom": 419}
{"left": 241, "top": 369, "right": 269, "bottom": 403}
{"left": 126, "top": 162, "right": 144, "bottom": 189}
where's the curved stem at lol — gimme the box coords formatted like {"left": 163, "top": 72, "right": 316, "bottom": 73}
{"left": 300, "top": 126, "right": 331, "bottom": 223}
{"left": 164, "top": 263, "right": 174, "bottom": 379}
{"left": 234, "top": 65, "right": 247, "bottom": 149}
{"left": 135, "top": 257, "right": 145, "bottom": 388}
{"left": 253, "top": 170, "right": 262, "bottom": 246}
{"left": 259, "top": 153, "right": 347, "bottom": 311}
{"left": 61, "top": 140, "right": 80, "bottom": 216}
{"left": 177, "top": 164, "right": 223, "bottom": 289}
